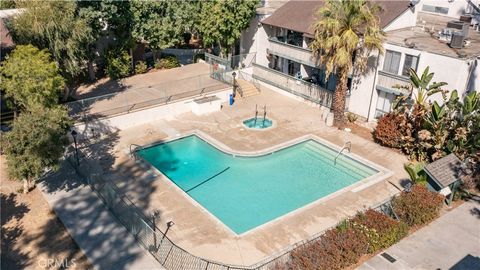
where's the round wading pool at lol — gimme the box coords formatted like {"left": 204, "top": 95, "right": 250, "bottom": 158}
{"left": 242, "top": 117, "right": 273, "bottom": 129}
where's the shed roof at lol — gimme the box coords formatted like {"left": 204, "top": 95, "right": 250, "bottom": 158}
{"left": 424, "top": 154, "right": 466, "bottom": 188}
{"left": 261, "top": 0, "right": 411, "bottom": 36}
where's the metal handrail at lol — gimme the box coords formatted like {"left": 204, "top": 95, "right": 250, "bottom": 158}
{"left": 129, "top": 144, "right": 142, "bottom": 159}
{"left": 334, "top": 141, "right": 351, "bottom": 165}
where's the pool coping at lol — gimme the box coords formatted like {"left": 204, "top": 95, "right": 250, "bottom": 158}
{"left": 132, "top": 129, "right": 394, "bottom": 237}
{"left": 241, "top": 116, "right": 277, "bottom": 131}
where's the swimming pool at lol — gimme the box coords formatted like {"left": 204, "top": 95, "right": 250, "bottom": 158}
{"left": 136, "top": 135, "right": 379, "bottom": 234}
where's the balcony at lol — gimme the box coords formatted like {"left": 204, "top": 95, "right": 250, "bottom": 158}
{"left": 268, "top": 37, "right": 318, "bottom": 67}
{"left": 252, "top": 63, "right": 333, "bottom": 108}
{"left": 376, "top": 71, "right": 411, "bottom": 95}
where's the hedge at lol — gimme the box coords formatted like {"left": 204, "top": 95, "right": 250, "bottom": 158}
{"left": 273, "top": 185, "right": 444, "bottom": 270}
{"left": 392, "top": 185, "right": 444, "bottom": 227}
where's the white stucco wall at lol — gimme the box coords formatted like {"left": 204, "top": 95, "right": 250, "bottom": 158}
{"left": 419, "top": 0, "right": 474, "bottom": 18}
{"left": 466, "top": 58, "right": 480, "bottom": 92}
{"left": 416, "top": 50, "right": 471, "bottom": 103}
{"left": 384, "top": 6, "right": 418, "bottom": 32}
{"left": 74, "top": 89, "right": 232, "bottom": 137}
{"left": 347, "top": 51, "right": 381, "bottom": 120}
{"left": 240, "top": 17, "right": 259, "bottom": 55}
{"left": 350, "top": 42, "right": 475, "bottom": 121}
{"left": 240, "top": 15, "right": 272, "bottom": 67}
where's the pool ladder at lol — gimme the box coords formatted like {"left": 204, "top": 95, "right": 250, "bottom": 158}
{"left": 253, "top": 104, "right": 267, "bottom": 127}
{"left": 130, "top": 144, "right": 142, "bottom": 160}
{"left": 334, "top": 141, "right": 351, "bottom": 165}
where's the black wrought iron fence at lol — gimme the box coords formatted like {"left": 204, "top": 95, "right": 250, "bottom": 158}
{"left": 67, "top": 147, "right": 398, "bottom": 270}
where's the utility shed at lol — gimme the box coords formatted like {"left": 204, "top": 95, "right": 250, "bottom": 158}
{"left": 424, "top": 154, "right": 466, "bottom": 205}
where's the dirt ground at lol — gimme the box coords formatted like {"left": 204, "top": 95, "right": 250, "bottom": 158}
{"left": 347, "top": 122, "right": 374, "bottom": 142}
{"left": 1, "top": 156, "right": 92, "bottom": 270}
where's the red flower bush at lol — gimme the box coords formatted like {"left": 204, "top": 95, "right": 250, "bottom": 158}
{"left": 392, "top": 185, "right": 444, "bottom": 227}
{"left": 288, "top": 227, "right": 368, "bottom": 270}
{"left": 351, "top": 209, "right": 409, "bottom": 252}
{"left": 373, "top": 112, "right": 405, "bottom": 148}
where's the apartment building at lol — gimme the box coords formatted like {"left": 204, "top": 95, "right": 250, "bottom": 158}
{"left": 240, "top": 0, "right": 480, "bottom": 123}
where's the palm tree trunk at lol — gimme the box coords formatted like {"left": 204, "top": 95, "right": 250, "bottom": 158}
{"left": 332, "top": 71, "right": 348, "bottom": 129}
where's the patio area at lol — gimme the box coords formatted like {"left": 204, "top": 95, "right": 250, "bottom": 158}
{"left": 78, "top": 82, "right": 410, "bottom": 266}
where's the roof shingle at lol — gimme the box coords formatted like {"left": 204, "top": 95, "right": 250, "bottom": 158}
{"left": 424, "top": 154, "right": 466, "bottom": 188}
{"left": 261, "top": 0, "right": 411, "bottom": 36}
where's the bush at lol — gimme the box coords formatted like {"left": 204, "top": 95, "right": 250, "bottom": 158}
{"left": 289, "top": 227, "right": 368, "bottom": 270}
{"left": 351, "top": 209, "right": 409, "bottom": 252}
{"left": 155, "top": 55, "right": 180, "bottom": 69}
{"left": 135, "top": 61, "right": 148, "bottom": 74}
{"left": 373, "top": 112, "right": 405, "bottom": 148}
{"left": 346, "top": 112, "right": 358, "bottom": 123}
{"left": 106, "top": 50, "right": 132, "bottom": 79}
{"left": 392, "top": 185, "right": 444, "bottom": 227}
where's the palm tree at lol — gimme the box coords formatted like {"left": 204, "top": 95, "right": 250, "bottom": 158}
{"left": 310, "top": 0, "right": 385, "bottom": 129}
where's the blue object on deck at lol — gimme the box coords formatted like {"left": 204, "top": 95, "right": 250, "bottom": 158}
{"left": 229, "top": 94, "right": 234, "bottom": 105}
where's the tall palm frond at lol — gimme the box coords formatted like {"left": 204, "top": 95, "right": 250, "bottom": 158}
{"left": 310, "top": 0, "right": 385, "bottom": 128}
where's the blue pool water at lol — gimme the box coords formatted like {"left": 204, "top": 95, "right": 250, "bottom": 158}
{"left": 243, "top": 117, "right": 273, "bottom": 129}
{"left": 137, "top": 135, "right": 378, "bottom": 234}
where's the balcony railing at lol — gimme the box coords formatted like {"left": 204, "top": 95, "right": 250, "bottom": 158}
{"left": 376, "top": 70, "right": 411, "bottom": 95}
{"left": 252, "top": 63, "right": 333, "bottom": 108}
{"left": 268, "top": 37, "right": 318, "bottom": 67}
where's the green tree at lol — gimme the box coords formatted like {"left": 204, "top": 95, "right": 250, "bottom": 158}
{"left": 1, "top": 106, "right": 72, "bottom": 193}
{"left": 77, "top": 0, "right": 133, "bottom": 48}
{"left": 8, "top": 1, "right": 94, "bottom": 88}
{"left": 77, "top": 0, "right": 134, "bottom": 80}
{"left": 131, "top": 0, "right": 184, "bottom": 57}
{"left": 0, "top": 45, "right": 65, "bottom": 110}
{"left": 408, "top": 67, "right": 448, "bottom": 108}
{"left": 198, "top": 0, "right": 258, "bottom": 56}
{"left": 105, "top": 50, "right": 132, "bottom": 79}
{"left": 0, "top": 0, "right": 16, "bottom": 9}
{"left": 310, "top": 0, "right": 385, "bottom": 128}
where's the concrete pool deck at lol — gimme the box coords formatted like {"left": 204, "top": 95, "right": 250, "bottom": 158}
{"left": 84, "top": 85, "right": 410, "bottom": 266}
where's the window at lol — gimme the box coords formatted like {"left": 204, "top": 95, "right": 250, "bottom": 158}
{"left": 286, "top": 30, "right": 303, "bottom": 47}
{"left": 402, "top": 54, "right": 419, "bottom": 77}
{"left": 375, "top": 91, "right": 396, "bottom": 119}
{"left": 422, "top": 5, "right": 449, "bottom": 15}
{"left": 383, "top": 50, "right": 401, "bottom": 74}
{"left": 287, "top": 60, "right": 300, "bottom": 77}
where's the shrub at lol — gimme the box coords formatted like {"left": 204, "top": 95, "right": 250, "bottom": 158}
{"left": 135, "top": 61, "right": 148, "bottom": 74}
{"left": 288, "top": 227, "right": 368, "bottom": 270}
{"left": 351, "top": 209, "right": 409, "bottom": 252}
{"left": 155, "top": 55, "right": 180, "bottom": 69}
{"left": 392, "top": 185, "right": 444, "bottom": 227}
{"left": 346, "top": 112, "right": 358, "bottom": 123}
{"left": 373, "top": 112, "right": 405, "bottom": 148}
{"left": 106, "top": 50, "right": 132, "bottom": 79}
{"left": 404, "top": 161, "right": 428, "bottom": 185}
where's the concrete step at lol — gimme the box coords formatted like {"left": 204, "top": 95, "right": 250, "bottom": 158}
{"left": 237, "top": 79, "right": 259, "bottom": 98}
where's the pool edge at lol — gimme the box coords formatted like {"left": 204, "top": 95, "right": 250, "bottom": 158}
{"left": 133, "top": 129, "right": 394, "bottom": 236}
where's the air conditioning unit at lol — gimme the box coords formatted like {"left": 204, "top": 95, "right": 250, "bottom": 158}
{"left": 447, "top": 20, "right": 469, "bottom": 36}
{"left": 450, "top": 33, "right": 465, "bottom": 48}
{"left": 460, "top": 15, "right": 473, "bottom": 24}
